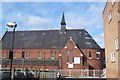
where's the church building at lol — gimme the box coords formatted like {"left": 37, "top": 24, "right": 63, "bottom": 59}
{"left": 0, "top": 13, "right": 105, "bottom": 78}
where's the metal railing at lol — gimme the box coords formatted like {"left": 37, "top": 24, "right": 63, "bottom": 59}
{"left": 0, "top": 68, "right": 106, "bottom": 79}
{"left": 59, "top": 69, "right": 106, "bottom": 78}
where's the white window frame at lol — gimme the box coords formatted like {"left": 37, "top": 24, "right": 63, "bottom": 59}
{"left": 13, "top": 51, "right": 17, "bottom": 59}
{"left": 51, "top": 51, "right": 55, "bottom": 59}
{"left": 38, "top": 52, "right": 42, "bottom": 59}
{"left": 88, "top": 49, "right": 92, "bottom": 59}
{"left": 117, "top": 11, "right": 120, "bottom": 22}
{"left": 115, "top": 38, "right": 119, "bottom": 50}
{"left": 106, "top": 57, "right": 108, "bottom": 64}
{"left": 2, "top": 52, "right": 5, "bottom": 58}
{"left": 66, "top": 50, "right": 70, "bottom": 62}
{"left": 108, "top": 11, "right": 112, "bottom": 22}
{"left": 112, "top": 0, "right": 115, "bottom": 5}
{"left": 111, "top": 51, "right": 115, "bottom": 62}
{"left": 26, "top": 51, "right": 29, "bottom": 59}
{"left": 96, "top": 52, "right": 100, "bottom": 59}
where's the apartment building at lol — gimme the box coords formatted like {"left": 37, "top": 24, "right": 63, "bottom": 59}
{"left": 103, "top": 0, "right": 120, "bottom": 79}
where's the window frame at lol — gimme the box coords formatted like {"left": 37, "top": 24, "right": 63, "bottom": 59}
{"left": 111, "top": 51, "right": 115, "bottom": 62}
{"left": 112, "top": 0, "right": 115, "bottom": 5}
{"left": 51, "top": 51, "right": 55, "bottom": 59}
{"left": 38, "top": 52, "right": 42, "bottom": 59}
{"left": 88, "top": 49, "right": 92, "bottom": 59}
{"left": 115, "top": 38, "right": 119, "bottom": 50}
{"left": 67, "top": 50, "right": 70, "bottom": 62}
{"left": 13, "top": 51, "right": 17, "bottom": 59}
{"left": 96, "top": 52, "right": 100, "bottom": 59}
{"left": 26, "top": 51, "right": 29, "bottom": 59}
{"left": 108, "top": 11, "right": 112, "bottom": 22}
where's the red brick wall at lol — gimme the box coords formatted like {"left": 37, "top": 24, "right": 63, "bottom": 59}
{"left": 0, "top": 39, "right": 104, "bottom": 70}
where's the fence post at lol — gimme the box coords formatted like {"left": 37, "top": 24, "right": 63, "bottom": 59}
{"left": 93, "top": 70, "right": 95, "bottom": 77}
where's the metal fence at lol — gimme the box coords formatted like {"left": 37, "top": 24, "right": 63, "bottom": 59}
{"left": 59, "top": 69, "right": 106, "bottom": 78}
{"left": 0, "top": 68, "right": 106, "bottom": 79}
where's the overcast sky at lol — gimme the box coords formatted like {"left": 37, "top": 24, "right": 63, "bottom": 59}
{"left": 1, "top": 0, "right": 107, "bottom": 48}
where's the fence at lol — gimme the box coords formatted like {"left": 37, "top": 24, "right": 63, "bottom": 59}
{"left": 0, "top": 68, "right": 106, "bottom": 79}
{"left": 59, "top": 69, "right": 106, "bottom": 78}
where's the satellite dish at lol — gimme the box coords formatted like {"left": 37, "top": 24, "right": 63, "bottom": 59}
{"left": 7, "top": 22, "right": 17, "bottom": 28}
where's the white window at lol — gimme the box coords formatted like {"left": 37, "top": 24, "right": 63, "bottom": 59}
{"left": 106, "top": 57, "right": 108, "bottom": 64}
{"left": 108, "top": 11, "right": 112, "bottom": 22}
{"left": 26, "top": 51, "right": 29, "bottom": 59}
{"left": 117, "top": 11, "right": 120, "bottom": 22}
{"left": 51, "top": 51, "right": 55, "bottom": 59}
{"left": 96, "top": 52, "right": 100, "bottom": 59}
{"left": 112, "top": 0, "right": 115, "bottom": 5}
{"left": 115, "top": 38, "right": 119, "bottom": 50}
{"left": 64, "top": 46, "right": 67, "bottom": 48}
{"left": 13, "top": 51, "right": 17, "bottom": 58}
{"left": 38, "top": 52, "right": 42, "bottom": 59}
{"left": 88, "top": 49, "right": 92, "bottom": 59}
{"left": 67, "top": 50, "right": 70, "bottom": 62}
{"left": 2, "top": 52, "right": 5, "bottom": 58}
{"left": 111, "top": 51, "right": 115, "bottom": 62}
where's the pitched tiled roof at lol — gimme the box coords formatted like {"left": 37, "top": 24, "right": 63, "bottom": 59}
{"left": 2, "top": 59, "right": 59, "bottom": 66}
{"left": 0, "top": 29, "right": 100, "bottom": 50}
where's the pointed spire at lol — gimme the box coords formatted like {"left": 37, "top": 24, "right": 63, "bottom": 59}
{"left": 60, "top": 12, "right": 66, "bottom": 25}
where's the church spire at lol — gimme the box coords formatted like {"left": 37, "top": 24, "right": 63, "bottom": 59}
{"left": 60, "top": 12, "right": 66, "bottom": 33}
{"left": 60, "top": 12, "right": 66, "bottom": 25}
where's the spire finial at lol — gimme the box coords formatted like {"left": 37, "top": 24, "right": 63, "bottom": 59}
{"left": 60, "top": 12, "right": 66, "bottom": 25}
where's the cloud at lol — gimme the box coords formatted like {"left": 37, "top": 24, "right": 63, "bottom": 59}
{"left": 20, "top": 16, "right": 53, "bottom": 30}
{"left": 65, "top": 3, "right": 105, "bottom": 30}
{"left": 26, "top": 16, "right": 49, "bottom": 26}
{"left": 94, "top": 32, "right": 104, "bottom": 48}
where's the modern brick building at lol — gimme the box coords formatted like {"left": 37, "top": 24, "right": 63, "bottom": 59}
{"left": 0, "top": 13, "right": 105, "bottom": 77}
{"left": 103, "top": 0, "right": 120, "bottom": 79}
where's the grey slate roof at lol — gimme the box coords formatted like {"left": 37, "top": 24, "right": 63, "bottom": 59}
{"left": 2, "top": 58, "right": 59, "bottom": 66}
{"left": 0, "top": 29, "right": 100, "bottom": 49}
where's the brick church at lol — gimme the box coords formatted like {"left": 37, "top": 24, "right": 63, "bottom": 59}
{"left": 0, "top": 13, "right": 105, "bottom": 73}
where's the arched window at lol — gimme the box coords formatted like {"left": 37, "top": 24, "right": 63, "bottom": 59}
{"left": 51, "top": 51, "right": 54, "bottom": 59}
{"left": 88, "top": 49, "right": 92, "bottom": 59}
{"left": 26, "top": 51, "right": 29, "bottom": 59}
{"left": 38, "top": 52, "right": 42, "bottom": 59}
{"left": 67, "top": 50, "right": 70, "bottom": 62}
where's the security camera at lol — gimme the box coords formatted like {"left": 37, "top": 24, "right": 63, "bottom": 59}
{"left": 7, "top": 22, "right": 17, "bottom": 28}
